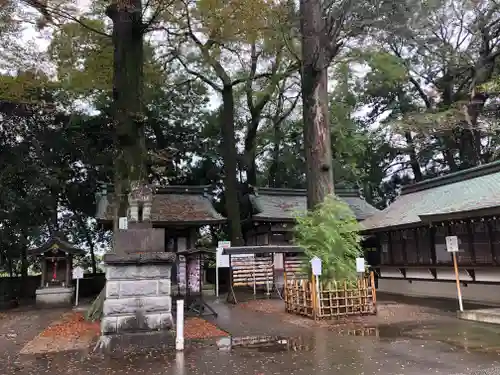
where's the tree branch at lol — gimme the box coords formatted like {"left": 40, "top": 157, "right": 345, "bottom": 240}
{"left": 171, "top": 54, "right": 222, "bottom": 92}
{"left": 22, "top": 0, "right": 111, "bottom": 37}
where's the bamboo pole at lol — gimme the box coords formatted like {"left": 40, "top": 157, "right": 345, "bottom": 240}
{"left": 370, "top": 271, "right": 377, "bottom": 311}
{"left": 311, "top": 274, "right": 317, "bottom": 319}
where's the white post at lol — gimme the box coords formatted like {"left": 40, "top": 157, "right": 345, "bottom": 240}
{"left": 315, "top": 275, "right": 321, "bottom": 311}
{"left": 75, "top": 278, "right": 80, "bottom": 307}
{"left": 452, "top": 252, "right": 464, "bottom": 312}
{"left": 216, "top": 263, "right": 219, "bottom": 298}
{"left": 176, "top": 299, "right": 185, "bottom": 351}
{"left": 175, "top": 351, "right": 185, "bottom": 375}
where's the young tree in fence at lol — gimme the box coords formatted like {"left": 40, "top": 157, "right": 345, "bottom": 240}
{"left": 293, "top": 195, "right": 362, "bottom": 281}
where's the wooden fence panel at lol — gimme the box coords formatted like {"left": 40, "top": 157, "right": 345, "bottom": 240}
{"left": 284, "top": 255, "right": 307, "bottom": 279}
{"left": 284, "top": 273, "right": 377, "bottom": 319}
{"left": 231, "top": 256, "right": 273, "bottom": 288}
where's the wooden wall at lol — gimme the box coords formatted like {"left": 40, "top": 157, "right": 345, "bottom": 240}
{"left": 378, "top": 218, "right": 500, "bottom": 267}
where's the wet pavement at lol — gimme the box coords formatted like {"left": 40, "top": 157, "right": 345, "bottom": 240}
{"left": 4, "top": 298, "right": 500, "bottom": 374}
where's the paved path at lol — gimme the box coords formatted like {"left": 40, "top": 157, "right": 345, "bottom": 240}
{"left": 2, "top": 300, "right": 500, "bottom": 374}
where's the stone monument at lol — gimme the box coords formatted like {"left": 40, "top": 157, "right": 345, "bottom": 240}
{"left": 100, "top": 182, "right": 176, "bottom": 349}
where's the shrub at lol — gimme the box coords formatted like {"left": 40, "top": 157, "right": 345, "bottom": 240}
{"left": 293, "top": 194, "right": 362, "bottom": 281}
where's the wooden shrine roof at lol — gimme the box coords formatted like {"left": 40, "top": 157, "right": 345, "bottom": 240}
{"left": 28, "top": 236, "right": 86, "bottom": 256}
{"left": 177, "top": 248, "right": 216, "bottom": 256}
{"left": 249, "top": 186, "right": 379, "bottom": 222}
{"left": 361, "top": 161, "right": 500, "bottom": 232}
{"left": 96, "top": 185, "right": 226, "bottom": 225}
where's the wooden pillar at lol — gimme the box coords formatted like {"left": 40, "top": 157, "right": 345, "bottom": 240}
{"left": 414, "top": 228, "right": 421, "bottom": 264}
{"left": 40, "top": 256, "right": 46, "bottom": 287}
{"left": 388, "top": 231, "right": 395, "bottom": 265}
{"left": 487, "top": 220, "right": 497, "bottom": 264}
{"left": 65, "top": 253, "right": 70, "bottom": 288}
{"left": 466, "top": 220, "right": 476, "bottom": 264}
{"left": 429, "top": 226, "right": 437, "bottom": 265}
{"left": 401, "top": 230, "right": 408, "bottom": 264}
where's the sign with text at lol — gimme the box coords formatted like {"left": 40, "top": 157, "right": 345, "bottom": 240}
{"left": 216, "top": 241, "right": 231, "bottom": 268}
{"left": 118, "top": 217, "right": 128, "bottom": 230}
{"left": 72, "top": 266, "right": 84, "bottom": 280}
{"left": 310, "top": 256, "right": 322, "bottom": 276}
{"left": 356, "top": 257, "right": 366, "bottom": 273}
{"left": 446, "top": 236, "right": 459, "bottom": 252}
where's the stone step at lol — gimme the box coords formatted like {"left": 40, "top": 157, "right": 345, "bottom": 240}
{"left": 458, "top": 308, "right": 500, "bottom": 324}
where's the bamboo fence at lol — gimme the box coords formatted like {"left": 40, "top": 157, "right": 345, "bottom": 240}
{"left": 284, "top": 272, "right": 377, "bottom": 319}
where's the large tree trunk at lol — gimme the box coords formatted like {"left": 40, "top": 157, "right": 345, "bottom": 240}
{"left": 107, "top": 0, "right": 146, "bottom": 234}
{"left": 300, "top": 0, "right": 334, "bottom": 209}
{"left": 404, "top": 132, "right": 423, "bottom": 182}
{"left": 221, "top": 85, "right": 244, "bottom": 245}
{"left": 268, "top": 121, "right": 281, "bottom": 187}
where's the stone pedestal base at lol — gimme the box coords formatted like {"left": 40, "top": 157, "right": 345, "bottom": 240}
{"left": 36, "top": 287, "right": 73, "bottom": 306}
{"left": 101, "top": 253, "right": 176, "bottom": 342}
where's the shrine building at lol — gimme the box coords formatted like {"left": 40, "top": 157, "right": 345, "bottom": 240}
{"left": 242, "top": 186, "right": 380, "bottom": 246}
{"left": 361, "top": 160, "right": 500, "bottom": 304}
{"left": 95, "top": 185, "right": 226, "bottom": 283}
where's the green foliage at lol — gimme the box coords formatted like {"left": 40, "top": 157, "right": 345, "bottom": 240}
{"left": 293, "top": 195, "right": 363, "bottom": 281}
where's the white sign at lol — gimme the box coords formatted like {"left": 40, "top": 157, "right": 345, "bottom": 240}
{"left": 273, "top": 253, "right": 284, "bottom": 270}
{"left": 216, "top": 241, "right": 231, "bottom": 298}
{"left": 218, "top": 241, "right": 231, "bottom": 248}
{"left": 310, "top": 256, "right": 322, "bottom": 276}
{"left": 216, "top": 241, "right": 231, "bottom": 268}
{"left": 118, "top": 217, "right": 128, "bottom": 230}
{"left": 356, "top": 257, "right": 366, "bottom": 273}
{"left": 72, "top": 266, "right": 84, "bottom": 279}
{"left": 446, "top": 236, "right": 459, "bottom": 252}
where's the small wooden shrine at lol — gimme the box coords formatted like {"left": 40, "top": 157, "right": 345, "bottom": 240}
{"left": 95, "top": 184, "right": 226, "bottom": 288}
{"left": 28, "top": 235, "right": 86, "bottom": 306}
{"left": 243, "top": 186, "right": 379, "bottom": 246}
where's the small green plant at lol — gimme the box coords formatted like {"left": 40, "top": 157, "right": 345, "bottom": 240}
{"left": 293, "top": 194, "right": 362, "bottom": 281}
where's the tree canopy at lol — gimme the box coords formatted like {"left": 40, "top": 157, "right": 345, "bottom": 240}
{"left": 1, "top": 0, "right": 499, "bottom": 275}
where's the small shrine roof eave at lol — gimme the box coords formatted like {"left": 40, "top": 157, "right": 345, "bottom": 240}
{"left": 223, "top": 245, "right": 304, "bottom": 255}
{"left": 251, "top": 216, "right": 297, "bottom": 223}
{"left": 28, "top": 236, "right": 86, "bottom": 256}
{"left": 418, "top": 206, "right": 500, "bottom": 224}
{"left": 177, "top": 248, "right": 217, "bottom": 256}
{"left": 95, "top": 184, "right": 226, "bottom": 225}
{"left": 361, "top": 160, "right": 500, "bottom": 232}
{"left": 96, "top": 217, "right": 227, "bottom": 226}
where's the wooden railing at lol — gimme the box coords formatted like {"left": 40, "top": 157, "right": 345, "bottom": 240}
{"left": 284, "top": 272, "right": 377, "bottom": 319}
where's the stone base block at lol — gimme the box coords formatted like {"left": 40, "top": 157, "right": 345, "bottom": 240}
{"left": 102, "top": 252, "right": 175, "bottom": 339}
{"left": 458, "top": 308, "right": 500, "bottom": 325}
{"left": 95, "top": 330, "right": 176, "bottom": 354}
{"left": 36, "top": 287, "right": 73, "bottom": 306}
{"left": 101, "top": 312, "right": 173, "bottom": 334}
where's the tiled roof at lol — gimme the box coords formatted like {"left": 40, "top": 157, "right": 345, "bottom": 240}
{"left": 96, "top": 185, "right": 226, "bottom": 224}
{"left": 250, "top": 187, "right": 379, "bottom": 222}
{"left": 28, "top": 236, "right": 86, "bottom": 256}
{"left": 361, "top": 161, "right": 500, "bottom": 231}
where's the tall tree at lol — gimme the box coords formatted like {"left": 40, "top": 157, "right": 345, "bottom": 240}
{"left": 297, "top": 0, "right": 388, "bottom": 208}
{"left": 166, "top": 0, "right": 293, "bottom": 244}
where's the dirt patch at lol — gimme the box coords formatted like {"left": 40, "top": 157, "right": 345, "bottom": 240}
{"left": 239, "top": 299, "right": 451, "bottom": 329}
{"left": 185, "top": 317, "right": 228, "bottom": 340}
{"left": 20, "top": 312, "right": 100, "bottom": 354}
